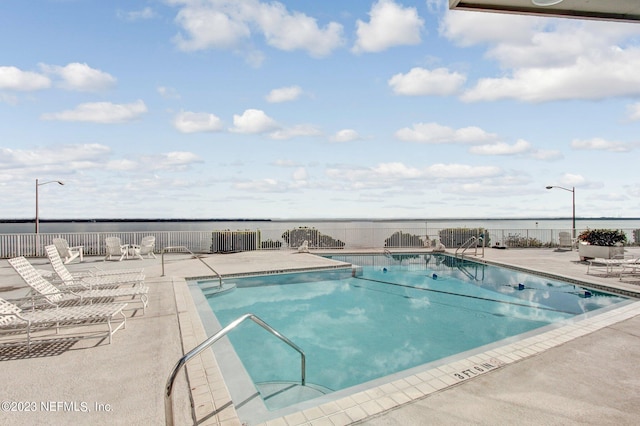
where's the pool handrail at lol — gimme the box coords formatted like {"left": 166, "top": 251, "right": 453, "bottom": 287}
{"left": 455, "top": 235, "right": 485, "bottom": 258}
{"left": 161, "top": 245, "right": 222, "bottom": 287}
{"left": 164, "top": 313, "right": 306, "bottom": 426}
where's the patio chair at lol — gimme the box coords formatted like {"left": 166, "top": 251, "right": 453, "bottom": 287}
{"left": 43, "top": 247, "right": 144, "bottom": 290}
{"left": 104, "top": 237, "right": 129, "bottom": 262}
{"left": 297, "top": 240, "right": 310, "bottom": 253}
{"left": 587, "top": 257, "right": 640, "bottom": 277}
{"left": 0, "top": 296, "right": 127, "bottom": 352}
{"left": 130, "top": 236, "right": 157, "bottom": 260}
{"left": 52, "top": 237, "right": 84, "bottom": 264}
{"left": 558, "top": 232, "right": 574, "bottom": 251}
{"left": 45, "top": 245, "right": 144, "bottom": 282}
{"left": 8, "top": 257, "right": 149, "bottom": 313}
{"left": 620, "top": 262, "right": 640, "bottom": 281}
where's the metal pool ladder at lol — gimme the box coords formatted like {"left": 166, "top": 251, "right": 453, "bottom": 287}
{"left": 164, "top": 313, "right": 306, "bottom": 426}
{"left": 455, "top": 235, "right": 485, "bottom": 259}
{"left": 161, "top": 245, "right": 223, "bottom": 288}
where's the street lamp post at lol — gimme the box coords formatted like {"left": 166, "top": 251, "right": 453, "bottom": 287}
{"left": 35, "top": 178, "right": 64, "bottom": 234}
{"left": 545, "top": 185, "right": 575, "bottom": 238}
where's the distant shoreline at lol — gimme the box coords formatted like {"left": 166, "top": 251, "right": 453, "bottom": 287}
{"left": 2, "top": 217, "right": 639, "bottom": 224}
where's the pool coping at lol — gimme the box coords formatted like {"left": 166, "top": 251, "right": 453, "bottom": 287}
{"left": 175, "top": 253, "right": 640, "bottom": 426}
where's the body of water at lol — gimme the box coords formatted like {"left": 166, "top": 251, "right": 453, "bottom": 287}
{"left": 1, "top": 218, "right": 639, "bottom": 234}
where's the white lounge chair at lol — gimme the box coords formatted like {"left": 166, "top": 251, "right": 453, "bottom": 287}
{"left": 104, "top": 237, "right": 129, "bottom": 262}
{"left": 587, "top": 257, "right": 640, "bottom": 277}
{"left": 45, "top": 245, "right": 144, "bottom": 281}
{"left": 297, "top": 240, "right": 310, "bottom": 253}
{"left": 0, "top": 296, "right": 127, "bottom": 352}
{"left": 43, "top": 247, "right": 144, "bottom": 290}
{"left": 8, "top": 257, "right": 149, "bottom": 313}
{"left": 620, "top": 262, "right": 640, "bottom": 281}
{"left": 130, "top": 236, "right": 157, "bottom": 260}
{"left": 52, "top": 237, "right": 84, "bottom": 264}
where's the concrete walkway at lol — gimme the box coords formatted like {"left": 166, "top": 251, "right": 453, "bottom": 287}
{"left": 0, "top": 248, "right": 639, "bottom": 425}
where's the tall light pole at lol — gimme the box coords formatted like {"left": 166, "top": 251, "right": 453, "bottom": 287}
{"left": 546, "top": 185, "right": 575, "bottom": 238}
{"left": 36, "top": 178, "right": 64, "bottom": 234}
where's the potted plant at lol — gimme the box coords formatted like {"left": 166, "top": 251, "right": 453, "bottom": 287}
{"left": 577, "top": 229, "right": 627, "bottom": 261}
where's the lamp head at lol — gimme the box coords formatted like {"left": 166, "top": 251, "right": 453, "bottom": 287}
{"left": 57, "top": 181, "right": 65, "bottom": 185}
{"left": 545, "top": 186, "right": 553, "bottom": 189}
{"left": 532, "top": 0, "right": 564, "bottom": 6}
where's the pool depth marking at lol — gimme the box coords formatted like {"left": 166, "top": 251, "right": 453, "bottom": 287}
{"left": 451, "top": 358, "right": 506, "bottom": 383}
{"left": 355, "top": 276, "right": 580, "bottom": 315}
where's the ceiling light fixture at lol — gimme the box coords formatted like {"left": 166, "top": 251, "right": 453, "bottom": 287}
{"left": 532, "top": 0, "right": 564, "bottom": 6}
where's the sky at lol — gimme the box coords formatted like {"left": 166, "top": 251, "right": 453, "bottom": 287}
{"left": 1, "top": 0, "right": 640, "bottom": 220}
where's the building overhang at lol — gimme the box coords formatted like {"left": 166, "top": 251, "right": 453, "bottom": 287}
{"left": 449, "top": 0, "right": 640, "bottom": 23}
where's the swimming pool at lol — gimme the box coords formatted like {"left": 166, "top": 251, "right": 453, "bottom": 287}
{"left": 196, "top": 253, "right": 628, "bottom": 419}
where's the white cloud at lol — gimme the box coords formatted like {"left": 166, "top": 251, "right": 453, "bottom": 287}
{"left": 462, "top": 53, "right": 640, "bottom": 102}
{"left": 171, "top": 0, "right": 344, "bottom": 57}
{"left": 469, "top": 139, "right": 531, "bottom": 155}
{"left": 0, "top": 93, "right": 18, "bottom": 104}
{"left": 142, "top": 151, "right": 203, "bottom": 171}
{"left": 388, "top": 67, "right": 466, "bottom": 96}
{"left": 627, "top": 102, "right": 640, "bottom": 121}
{"left": 272, "top": 159, "right": 301, "bottom": 167}
{"left": 233, "top": 178, "right": 288, "bottom": 192}
{"left": 325, "top": 162, "right": 501, "bottom": 184}
{"left": 373, "top": 162, "right": 423, "bottom": 179}
{"left": 230, "top": 109, "right": 279, "bottom": 133}
{"left": 173, "top": 111, "right": 224, "bottom": 133}
{"left": 571, "top": 138, "right": 631, "bottom": 152}
{"left": 39, "top": 62, "right": 116, "bottom": 92}
{"left": 173, "top": 4, "right": 251, "bottom": 51}
{"left": 330, "top": 129, "right": 361, "bottom": 142}
{"left": 117, "top": 7, "right": 157, "bottom": 21}
{"left": 106, "top": 159, "right": 138, "bottom": 171}
{"left": 0, "top": 66, "right": 51, "bottom": 91}
{"left": 41, "top": 100, "right": 147, "bottom": 123}
{"left": 269, "top": 124, "right": 322, "bottom": 140}
{"left": 252, "top": 1, "right": 344, "bottom": 57}
{"left": 530, "top": 150, "right": 563, "bottom": 161}
{"left": 395, "top": 122, "right": 498, "bottom": 144}
{"left": 425, "top": 163, "right": 501, "bottom": 179}
{"left": 292, "top": 167, "right": 308, "bottom": 180}
{"left": 440, "top": 10, "right": 541, "bottom": 48}
{"left": 558, "top": 173, "right": 586, "bottom": 187}
{"left": 353, "top": 0, "right": 423, "bottom": 53}
{"left": 266, "top": 85, "right": 302, "bottom": 103}
{"left": 157, "top": 86, "right": 181, "bottom": 99}
{"left": 265, "top": 86, "right": 302, "bottom": 103}
{"left": 0, "top": 144, "right": 109, "bottom": 165}
{"left": 442, "top": 11, "right": 640, "bottom": 102}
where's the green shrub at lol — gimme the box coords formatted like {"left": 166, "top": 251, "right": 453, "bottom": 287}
{"left": 282, "top": 227, "right": 345, "bottom": 249}
{"left": 504, "top": 233, "right": 544, "bottom": 248}
{"left": 438, "top": 228, "right": 490, "bottom": 248}
{"left": 384, "top": 231, "right": 424, "bottom": 248}
{"left": 577, "top": 229, "right": 627, "bottom": 246}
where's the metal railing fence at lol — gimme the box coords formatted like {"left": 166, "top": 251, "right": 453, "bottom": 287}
{"left": 1, "top": 227, "right": 639, "bottom": 258}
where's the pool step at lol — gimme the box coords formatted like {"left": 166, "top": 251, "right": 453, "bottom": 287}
{"left": 201, "top": 282, "right": 236, "bottom": 297}
{"left": 256, "top": 381, "right": 332, "bottom": 410}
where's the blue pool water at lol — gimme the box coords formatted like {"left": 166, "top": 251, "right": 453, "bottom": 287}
{"left": 201, "top": 254, "right": 627, "bottom": 409}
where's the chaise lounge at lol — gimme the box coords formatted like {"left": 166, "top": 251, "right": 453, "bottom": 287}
{"left": 9, "top": 256, "right": 149, "bottom": 313}
{"left": 0, "top": 296, "right": 127, "bottom": 352}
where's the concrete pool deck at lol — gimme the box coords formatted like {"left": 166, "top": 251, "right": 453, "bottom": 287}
{"left": 0, "top": 248, "right": 638, "bottom": 425}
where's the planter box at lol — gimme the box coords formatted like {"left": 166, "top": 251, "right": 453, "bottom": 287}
{"left": 578, "top": 242, "right": 624, "bottom": 261}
